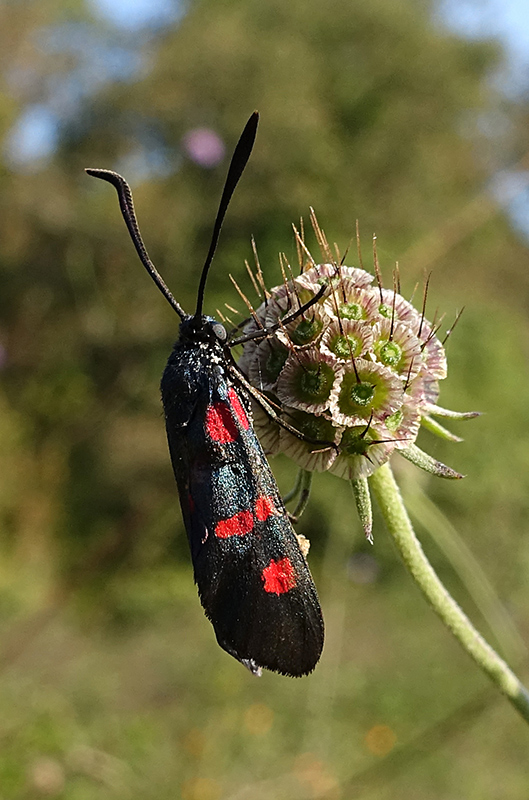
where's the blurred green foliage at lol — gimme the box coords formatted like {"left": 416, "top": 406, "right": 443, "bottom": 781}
{"left": 1, "top": 0, "right": 529, "bottom": 797}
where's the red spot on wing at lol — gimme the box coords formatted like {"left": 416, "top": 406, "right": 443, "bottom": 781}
{"left": 188, "top": 493, "right": 195, "bottom": 514}
{"left": 215, "top": 510, "right": 254, "bottom": 538}
{"left": 228, "top": 387, "right": 250, "bottom": 430}
{"left": 206, "top": 402, "right": 238, "bottom": 443}
{"left": 262, "top": 557, "right": 297, "bottom": 594}
{"left": 255, "top": 495, "right": 277, "bottom": 522}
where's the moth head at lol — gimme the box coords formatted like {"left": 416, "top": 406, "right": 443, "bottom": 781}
{"left": 180, "top": 315, "right": 227, "bottom": 345}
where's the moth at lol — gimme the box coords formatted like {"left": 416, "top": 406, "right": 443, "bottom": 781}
{"left": 86, "top": 112, "right": 324, "bottom": 676}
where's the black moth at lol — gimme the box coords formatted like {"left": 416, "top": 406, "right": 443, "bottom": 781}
{"left": 86, "top": 112, "right": 324, "bottom": 676}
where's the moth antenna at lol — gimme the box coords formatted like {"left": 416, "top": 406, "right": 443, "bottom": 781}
{"left": 224, "top": 303, "right": 241, "bottom": 315}
{"left": 85, "top": 168, "right": 187, "bottom": 320}
{"left": 373, "top": 234, "right": 383, "bottom": 302}
{"left": 442, "top": 307, "right": 465, "bottom": 345}
{"left": 245, "top": 259, "right": 262, "bottom": 298}
{"left": 194, "top": 111, "right": 259, "bottom": 321}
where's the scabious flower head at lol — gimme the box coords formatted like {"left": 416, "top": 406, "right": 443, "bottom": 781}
{"left": 236, "top": 215, "right": 476, "bottom": 540}
{"left": 276, "top": 349, "right": 337, "bottom": 415}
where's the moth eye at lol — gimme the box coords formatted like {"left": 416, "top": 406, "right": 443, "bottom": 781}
{"left": 212, "top": 323, "right": 227, "bottom": 342}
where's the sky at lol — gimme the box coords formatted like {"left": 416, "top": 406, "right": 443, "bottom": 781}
{"left": 6, "top": 0, "right": 529, "bottom": 173}
{"left": 440, "top": 0, "right": 529, "bottom": 239}
{"left": 441, "top": 0, "right": 529, "bottom": 92}
{"left": 85, "top": 0, "right": 529, "bottom": 74}
{"left": 88, "top": 0, "right": 183, "bottom": 30}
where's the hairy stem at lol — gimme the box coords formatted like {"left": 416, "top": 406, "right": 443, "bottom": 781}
{"left": 369, "top": 462, "right": 529, "bottom": 725}
{"left": 289, "top": 470, "right": 313, "bottom": 522}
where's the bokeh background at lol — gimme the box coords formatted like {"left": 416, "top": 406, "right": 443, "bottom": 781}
{"left": 2, "top": 0, "right": 529, "bottom": 797}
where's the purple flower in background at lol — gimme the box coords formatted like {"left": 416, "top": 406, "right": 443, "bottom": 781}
{"left": 182, "top": 128, "right": 225, "bottom": 167}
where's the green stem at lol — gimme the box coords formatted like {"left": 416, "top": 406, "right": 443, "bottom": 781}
{"left": 368, "top": 462, "right": 529, "bottom": 725}
{"left": 289, "top": 470, "right": 313, "bottom": 522}
{"left": 283, "top": 468, "right": 304, "bottom": 505}
{"left": 350, "top": 477, "right": 373, "bottom": 543}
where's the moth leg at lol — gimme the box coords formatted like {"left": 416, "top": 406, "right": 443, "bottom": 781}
{"left": 229, "top": 284, "right": 327, "bottom": 348}
{"left": 227, "top": 360, "right": 339, "bottom": 453}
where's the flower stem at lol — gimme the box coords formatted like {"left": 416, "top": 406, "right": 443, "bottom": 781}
{"left": 368, "top": 461, "right": 529, "bottom": 725}
{"left": 350, "top": 477, "right": 373, "bottom": 543}
{"left": 288, "top": 470, "right": 313, "bottom": 522}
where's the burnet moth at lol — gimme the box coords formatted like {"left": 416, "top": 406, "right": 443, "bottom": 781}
{"left": 86, "top": 113, "right": 324, "bottom": 676}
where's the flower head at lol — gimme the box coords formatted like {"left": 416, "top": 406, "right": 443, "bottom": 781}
{"left": 276, "top": 349, "right": 337, "bottom": 415}
{"left": 236, "top": 216, "right": 477, "bottom": 536}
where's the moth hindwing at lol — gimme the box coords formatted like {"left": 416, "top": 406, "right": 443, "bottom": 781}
{"left": 86, "top": 112, "right": 324, "bottom": 677}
